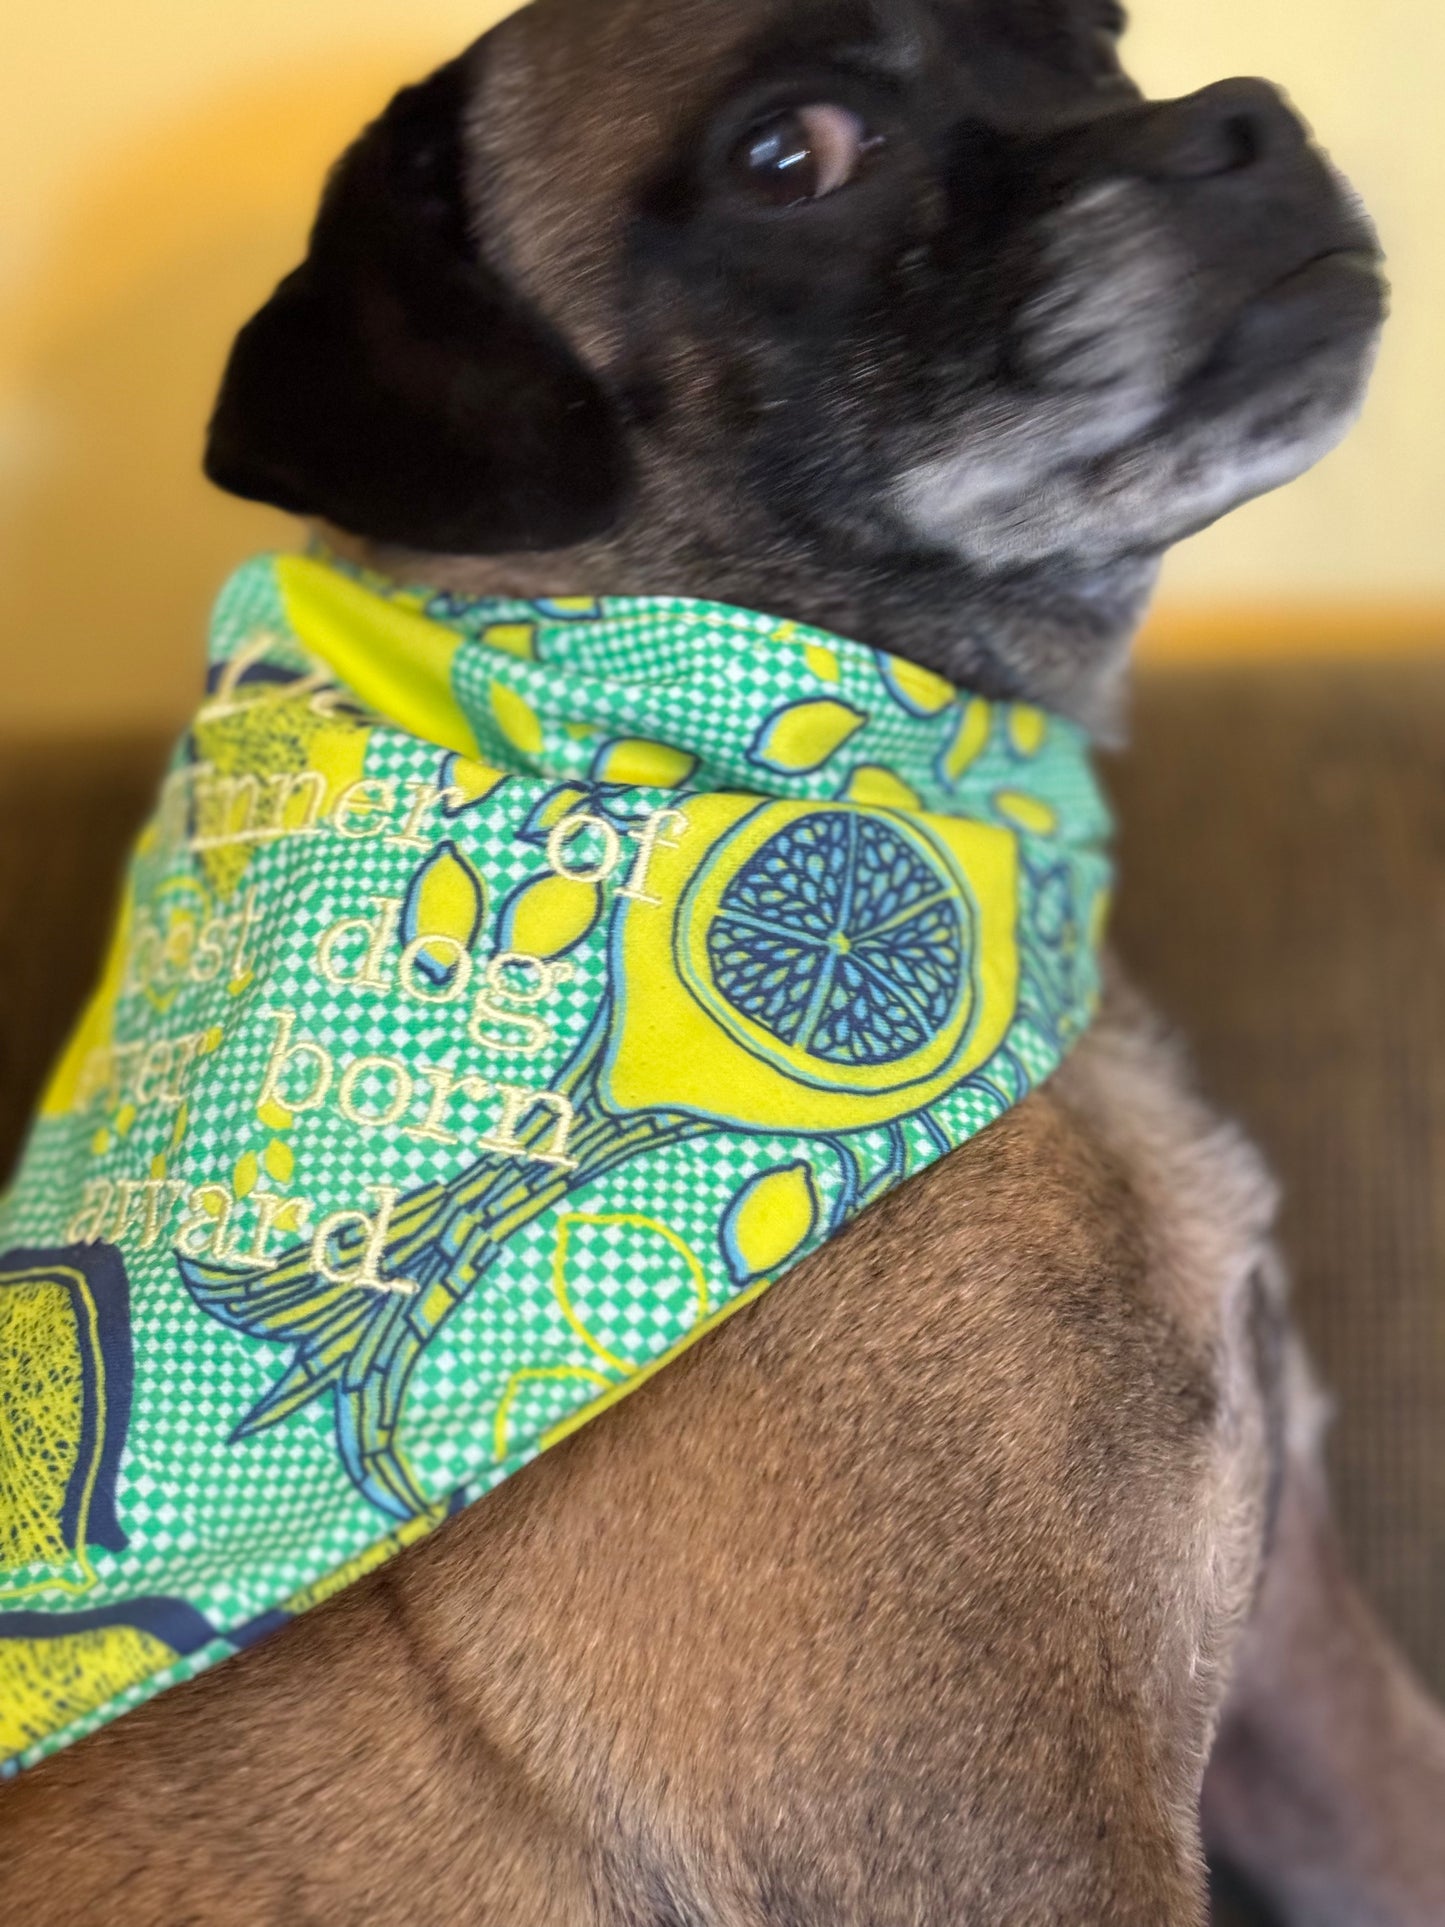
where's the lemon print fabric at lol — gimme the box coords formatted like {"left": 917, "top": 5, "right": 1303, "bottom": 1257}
{"left": 602, "top": 796, "right": 1019, "bottom": 1130}
{"left": 0, "top": 1598, "right": 218, "bottom": 1762}
{"left": 0, "top": 1246, "right": 133, "bottom": 1593}
{"left": 0, "top": 551, "right": 1110, "bottom": 1777}
{"left": 720, "top": 1164, "right": 820, "bottom": 1285}
{"left": 750, "top": 698, "right": 866, "bottom": 775}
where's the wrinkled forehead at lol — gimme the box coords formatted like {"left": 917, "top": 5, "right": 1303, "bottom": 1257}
{"left": 487, "top": 0, "right": 928, "bottom": 141}
{"left": 467, "top": 0, "right": 1103, "bottom": 291}
{"left": 470, "top": 0, "right": 936, "bottom": 283}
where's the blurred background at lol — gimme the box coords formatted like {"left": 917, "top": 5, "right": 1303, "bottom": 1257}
{"left": 1, "top": 0, "right": 1442, "bottom": 738}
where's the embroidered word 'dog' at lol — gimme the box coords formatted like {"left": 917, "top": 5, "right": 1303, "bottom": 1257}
{"left": 316, "top": 900, "right": 575, "bottom": 1056}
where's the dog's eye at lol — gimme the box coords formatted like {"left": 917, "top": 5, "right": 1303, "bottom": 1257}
{"left": 728, "top": 105, "right": 881, "bottom": 207}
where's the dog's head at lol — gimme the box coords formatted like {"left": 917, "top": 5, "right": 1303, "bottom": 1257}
{"left": 207, "top": 0, "right": 1384, "bottom": 722}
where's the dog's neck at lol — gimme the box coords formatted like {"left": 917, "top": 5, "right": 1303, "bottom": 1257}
{"left": 325, "top": 519, "right": 1159, "bottom": 743}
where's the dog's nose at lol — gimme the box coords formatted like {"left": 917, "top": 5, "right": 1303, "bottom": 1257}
{"left": 1130, "top": 79, "right": 1309, "bottom": 182}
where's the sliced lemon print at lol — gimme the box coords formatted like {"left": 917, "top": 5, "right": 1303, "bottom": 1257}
{"left": 721, "top": 1163, "right": 821, "bottom": 1285}
{"left": 1008, "top": 706, "right": 1049, "bottom": 758}
{"left": 497, "top": 871, "right": 604, "bottom": 960}
{"left": 0, "top": 1624, "right": 172, "bottom": 1759}
{"left": 994, "top": 790, "right": 1059, "bottom": 836}
{"left": 941, "top": 698, "right": 993, "bottom": 784}
{"left": 402, "top": 842, "right": 487, "bottom": 987}
{"left": 840, "top": 765, "right": 924, "bottom": 810}
{"left": 591, "top": 739, "right": 698, "bottom": 788}
{"left": 0, "top": 1247, "right": 133, "bottom": 1601}
{"left": 0, "top": 1598, "right": 217, "bottom": 1761}
{"left": 603, "top": 795, "right": 1020, "bottom": 1132}
{"left": 879, "top": 656, "right": 957, "bottom": 718}
{"left": 749, "top": 699, "right": 866, "bottom": 776}
{"left": 490, "top": 682, "right": 545, "bottom": 759}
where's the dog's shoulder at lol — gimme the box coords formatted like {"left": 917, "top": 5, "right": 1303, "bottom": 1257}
{"left": 392, "top": 974, "right": 1280, "bottom": 1923}
{"left": 0, "top": 978, "right": 1272, "bottom": 1927}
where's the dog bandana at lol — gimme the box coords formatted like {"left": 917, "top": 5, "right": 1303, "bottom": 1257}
{"left": 0, "top": 553, "right": 1111, "bottom": 1774}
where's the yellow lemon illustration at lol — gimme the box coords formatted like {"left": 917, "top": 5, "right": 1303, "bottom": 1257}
{"left": 490, "top": 682, "right": 545, "bottom": 758}
{"left": 840, "top": 766, "right": 924, "bottom": 810}
{"left": 803, "top": 642, "right": 841, "bottom": 685}
{"left": 592, "top": 739, "right": 698, "bottom": 788}
{"left": 498, "top": 871, "right": 604, "bottom": 959}
{"left": 277, "top": 553, "right": 479, "bottom": 760}
{"left": 1008, "top": 706, "right": 1049, "bottom": 757}
{"left": 534, "top": 597, "right": 602, "bottom": 620}
{"left": 445, "top": 755, "right": 509, "bottom": 810}
{"left": 602, "top": 795, "right": 1020, "bottom": 1131}
{"left": 190, "top": 659, "right": 374, "bottom": 899}
{"left": 994, "top": 790, "right": 1059, "bottom": 836}
{"left": 0, "top": 1250, "right": 133, "bottom": 1599}
{"left": 943, "top": 699, "right": 993, "bottom": 782}
{"left": 264, "top": 1140, "right": 295, "bottom": 1185}
{"left": 402, "top": 842, "right": 487, "bottom": 983}
{"left": 530, "top": 785, "right": 591, "bottom": 833}
{"left": 750, "top": 699, "right": 866, "bottom": 775}
{"left": 879, "top": 656, "right": 957, "bottom": 717}
{"left": 0, "top": 1624, "right": 175, "bottom": 1757}
{"left": 721, "top": 1163, "right": 821, "bottom": 1283}
{"left": 0, "top": 1598, "right": 218, "bottom": 1760}
{"left": 1, "top": 1278, "right": 89, "bottom": 1576}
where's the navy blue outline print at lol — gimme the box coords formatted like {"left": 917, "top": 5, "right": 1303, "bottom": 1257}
{"left": 0, "top": 1244, "right": 134, "bottom": 1558}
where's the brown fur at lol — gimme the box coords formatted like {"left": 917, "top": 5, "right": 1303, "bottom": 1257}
{"left": 2, "top": 986, "right": 1275, "bottom": 1925}
{"left": 4, "top": 2, "right": 1441, "bottom": 1920}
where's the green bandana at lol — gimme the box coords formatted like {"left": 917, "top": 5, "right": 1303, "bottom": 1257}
{"left": 0, "top": 554, "right": 1111, "bottom": 1774}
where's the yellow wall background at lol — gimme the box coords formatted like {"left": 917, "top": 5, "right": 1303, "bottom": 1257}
{"left": 1, "top": 0, "right": 1440, "bottom": 738}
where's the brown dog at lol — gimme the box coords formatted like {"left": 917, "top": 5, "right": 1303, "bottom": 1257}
{"left": 4, "top": 2, "right": 1443, "bottom": 1922}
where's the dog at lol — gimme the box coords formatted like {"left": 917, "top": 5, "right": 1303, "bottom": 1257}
{"left": 4, "top": 1, "right": 1443, "bottom": 1921}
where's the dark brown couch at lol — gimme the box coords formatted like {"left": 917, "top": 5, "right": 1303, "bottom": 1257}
{"left": 3, "top": 660, "right": 1442, "bottom": 1923}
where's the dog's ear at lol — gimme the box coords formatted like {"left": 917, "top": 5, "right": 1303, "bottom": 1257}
{"left": 205, "top": 54, "right": 629, "bottom": 554}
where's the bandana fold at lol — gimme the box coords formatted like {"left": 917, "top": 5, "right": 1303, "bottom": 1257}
{"left": 0, "top": 553, "right": 1111, "bottom": 1773}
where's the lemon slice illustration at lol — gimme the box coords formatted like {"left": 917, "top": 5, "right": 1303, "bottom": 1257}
{"left": 0, "top": 1246, "right": 134, "bottom": 1599}
{"left": 0, "top": 1597, "right": 217, "bottom": 1761}
{"left": 602, "top": 796, "right": 1021, "bottom": 1131}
